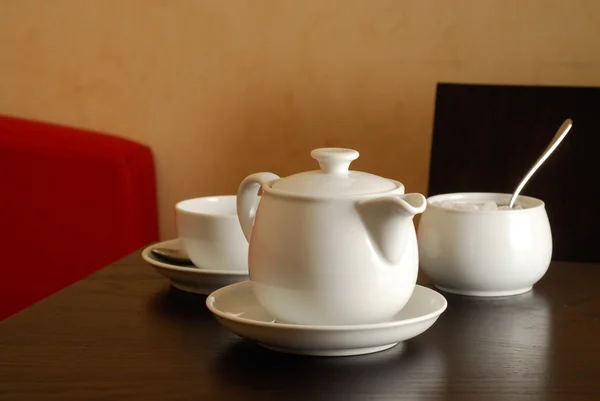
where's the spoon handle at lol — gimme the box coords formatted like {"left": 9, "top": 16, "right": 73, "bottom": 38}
{"left": 508, "top": 118, "right": 573, "bottom": 208}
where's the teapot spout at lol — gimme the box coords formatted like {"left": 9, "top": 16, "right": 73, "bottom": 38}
{"left": 357, "top": 193, "right": 427, "bottom": 265}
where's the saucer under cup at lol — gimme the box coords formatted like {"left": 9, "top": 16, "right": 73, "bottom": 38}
{"left": 417, "top": 192, "right": 552, "bottom": 297}
{"left": 176, "top": 196, "right": 248, "bottom": 272}
{"left": 142, "top": 239, "right": 248, "bottom": 295}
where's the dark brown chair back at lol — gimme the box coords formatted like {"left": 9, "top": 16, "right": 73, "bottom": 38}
{"left": 428, "top": 83, "right": 600, "bottom": 263}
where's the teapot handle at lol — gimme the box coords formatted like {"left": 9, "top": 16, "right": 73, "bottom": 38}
{"left": 237, "top": 172, "right": 280, "bottom": 242}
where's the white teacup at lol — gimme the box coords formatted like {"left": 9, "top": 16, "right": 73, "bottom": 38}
{"left": 176, "top": 195, "right": 248, "bottom": 272}
{"left": 417, "top": 192, "right": 552, "bottom": 297}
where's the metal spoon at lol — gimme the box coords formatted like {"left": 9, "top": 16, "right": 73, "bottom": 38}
{"left": 151, "top": 247, "right": 194, "bottom": 266}
{"left": 508, "top": 118, "right": 573, "bottom": 208}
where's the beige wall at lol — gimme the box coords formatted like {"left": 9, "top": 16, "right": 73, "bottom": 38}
{"left": 1, "top": 0, "right": 599, "bottom": 240}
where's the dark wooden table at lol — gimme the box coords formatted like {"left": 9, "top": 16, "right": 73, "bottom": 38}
{"left": 1, "top": 251, "right": 599, "bottom": 401}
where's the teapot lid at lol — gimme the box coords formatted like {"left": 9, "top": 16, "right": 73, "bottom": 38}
{"left": 270, "top": 148, "right": 398, "bottom": 196}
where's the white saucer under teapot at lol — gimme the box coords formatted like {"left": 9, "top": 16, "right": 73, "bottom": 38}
{"left": 236, "top": 147, "right": 427, "bottom": 326}
{"left": 206, "top": 281, "right": 447, "bottom": 356}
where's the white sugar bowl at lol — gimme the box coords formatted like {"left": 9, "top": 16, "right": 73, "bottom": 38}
{"left": 236, "top": 148, "right": 427, "bottom": 326}
{"left": 417, "top": 192, "right": 552, "bottom": 297}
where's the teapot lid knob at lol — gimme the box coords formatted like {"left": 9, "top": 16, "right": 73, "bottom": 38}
{"left": 270, "top": 147, "right": 398, "bottom": 196}
{"left": 310, "top": 148, "right": 359, "bottom": 174}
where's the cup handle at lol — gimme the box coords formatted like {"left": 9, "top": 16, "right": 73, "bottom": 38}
{"left": 237, "top": 172, "right": 280, "bottom": 242}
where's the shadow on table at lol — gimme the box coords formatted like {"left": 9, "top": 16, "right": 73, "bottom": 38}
{"left": 148, "top": 285, "right": 214, "bottom": 324}
{"left": 210, "top": 339, "right": 448, "bottom": 401}
{"left": 430, "top": 287, "right": 554, "bottom": 400}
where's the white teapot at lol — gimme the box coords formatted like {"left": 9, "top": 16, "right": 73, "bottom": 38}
{"left": 236, "top": 148, "right": 426, "bottom": 326}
